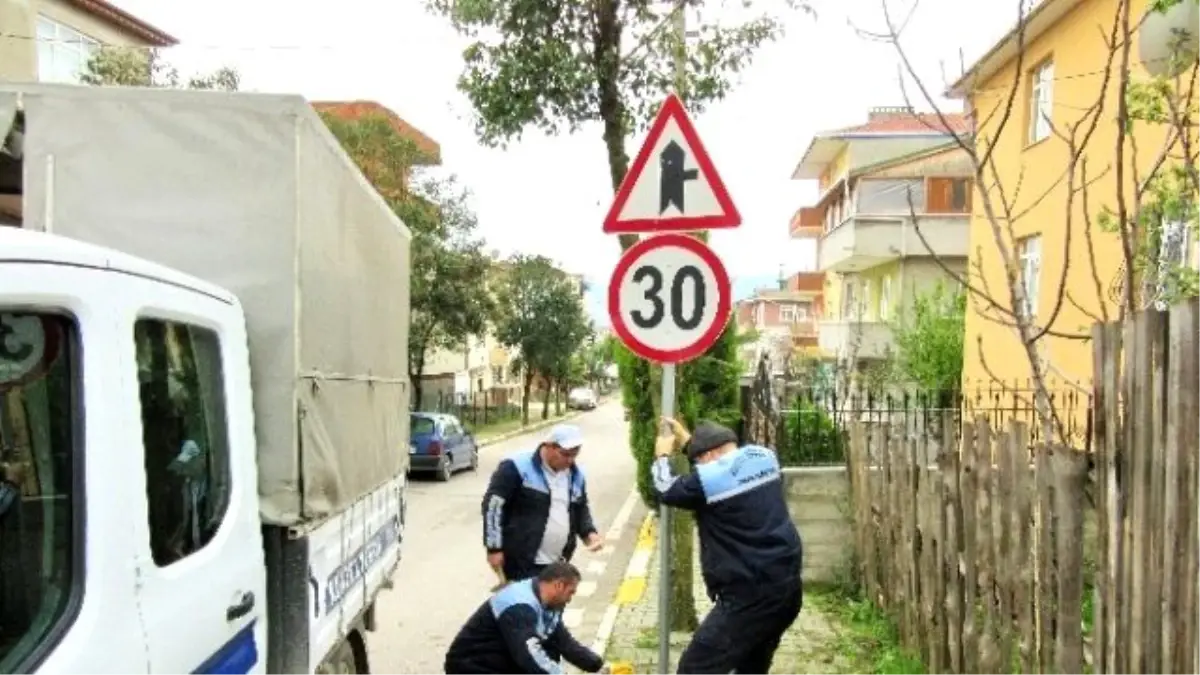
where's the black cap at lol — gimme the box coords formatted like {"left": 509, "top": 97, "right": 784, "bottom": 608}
{"left": 685, "top": 421, "right": 738, "bottom": 460}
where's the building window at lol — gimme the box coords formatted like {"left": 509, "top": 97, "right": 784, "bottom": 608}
{"left": 135, "top": 319, "right": 231, "bottom": 568}
{"left": 880, "top": 276, "right": 892, "bottom": 320}
{"left": 927, "top": 178, "right": 973, "bottom": 214}
{"left": 861, "top": 280, "right": 872, "bottom": 319}
{"left": 36, "top": 16, "right": 99, "bottom": 84}
{"left": 1028, "top": 59, "right": 1054, "bottom": 144}
{"left": 842, "top": 280, "right": 857, "bottom": 319}
{"left": 492, "top": 365, "right": 504, "bottom": 384}
{"left": 780, "top": 305, "right": 798, "bottom": 323}
{"left": 1018, "top": 235, "right": 1042, "bottom": 318}
{"left": 0, "top": 311, "right": 81, "bottom": 672}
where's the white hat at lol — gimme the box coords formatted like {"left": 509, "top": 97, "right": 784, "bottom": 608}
{"left": 546, "top": 424, "right": 584, "bottom": 450}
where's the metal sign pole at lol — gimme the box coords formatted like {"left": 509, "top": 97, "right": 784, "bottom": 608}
{"left": 659, "top": 5, "right": 686, "bottom": 674}
{"left": 657, "top": 362, "right": 676, "bottom": 674}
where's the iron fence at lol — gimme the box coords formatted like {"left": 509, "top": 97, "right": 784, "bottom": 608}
{"left": 414, "top": 390, "right": 524, "bottom": 430}
{"left": 747, "top": 381, "right": 1094, "bottom": 467}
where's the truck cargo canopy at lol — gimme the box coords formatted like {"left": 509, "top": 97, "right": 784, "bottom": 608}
{"left": 0, "top": 84, "right": 411, "bottom": 526}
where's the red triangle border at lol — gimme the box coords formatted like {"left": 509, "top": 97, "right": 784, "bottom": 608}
{"left": 602, "top": 93, "right": 742, "bottom": 234}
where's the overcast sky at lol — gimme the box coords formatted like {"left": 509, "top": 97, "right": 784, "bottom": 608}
{"left": 110, "top": 0, "right": 1021, "bottom": 325}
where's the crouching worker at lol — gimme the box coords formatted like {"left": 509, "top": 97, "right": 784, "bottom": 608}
{"left": 444, "top": 561, "right": 612, "bottom": 674}
{"left": 652, "top": 418, "right": 804, "bottom": 674}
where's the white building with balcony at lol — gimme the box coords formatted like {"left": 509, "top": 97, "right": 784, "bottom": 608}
{"left": 789, "top": 107, "right": 972, "bottom": 364}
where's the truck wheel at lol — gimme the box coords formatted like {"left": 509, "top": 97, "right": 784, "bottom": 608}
{"left": 317, "top": 639, "right": 359, "bottom": 674}
{"left": 436, "top": 455, "right": 453, "bottom": 482}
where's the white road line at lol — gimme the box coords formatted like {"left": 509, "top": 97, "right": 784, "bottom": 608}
{"left": 587, "top": 560, "right": 607, "bottom": 575}
{"left": 605, "top": 489, "right": 640, "bottom": 541}
{"left": 627, "top": 548, "right": 651, "bottom": 577}
{"left": 590, "top": 604, "right": 620, "bottom": 656}
{"left": 564, "top": 607, "right": 584, "bottom": 629}
{"left": 576, "top": 580, "right": 598, "bottom": 598}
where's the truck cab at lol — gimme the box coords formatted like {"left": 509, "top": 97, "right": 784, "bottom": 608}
{"left": 1, "top": 227, "right": 269, "bottom": 673}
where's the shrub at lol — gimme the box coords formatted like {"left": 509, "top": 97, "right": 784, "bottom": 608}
{"left": 778, "top": 402, "right": 845, "bottom": 466}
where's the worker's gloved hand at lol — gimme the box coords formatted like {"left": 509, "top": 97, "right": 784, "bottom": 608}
{"left": 654, "top": 432, "right": 676, "bottom": 458}
{"left": 660, "top": 416, "right": 690, "bottom": 446}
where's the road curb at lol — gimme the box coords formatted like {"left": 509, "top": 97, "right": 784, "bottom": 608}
{"left": 591, "top": 512, "right": 657, "bottom": 657}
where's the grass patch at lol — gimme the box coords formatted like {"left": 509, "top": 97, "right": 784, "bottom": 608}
{"left": 634, "top": 628, "right": 657, "bottom": 650}
{"left": 470, "top": 407, "right": 575, "bottom": 442}
{"left": 807, "top": 586, "right": 926, "bottom": 675}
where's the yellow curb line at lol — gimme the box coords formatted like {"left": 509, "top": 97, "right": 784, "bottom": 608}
{"left": 614, "top": 513, "right": 657, "bottom": 606}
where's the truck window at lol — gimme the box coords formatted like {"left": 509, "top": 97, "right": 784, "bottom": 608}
{"left": 134, "top": 319, "right": 231, "bottom": 568}
{"left": 0, "top": 311, "right": 81, "bottom": 672}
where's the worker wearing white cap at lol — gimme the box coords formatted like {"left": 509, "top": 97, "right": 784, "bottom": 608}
{"left": 482, "top": 424, "right": 604, "bottom": 584}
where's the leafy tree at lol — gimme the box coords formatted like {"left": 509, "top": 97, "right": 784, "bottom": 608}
{"left": 429, "top": 0, "right": 807, "bottom": 630}
{"left": 320, "top": 114, "right": 494, "bottom": 409}
{"left": 83, "top": 45, "right": 239, "bottom": 90}
{"left": 887, "top": 282, "right": 966, "bottom": 392}
{"left": 496, "top": 255, "right": 591, "bottom": 424}
{"left": 398, "top": 177, "right": 496, "bottom": 409}
{"left": 428, "top": 0, "right": 806, "bottom": 240}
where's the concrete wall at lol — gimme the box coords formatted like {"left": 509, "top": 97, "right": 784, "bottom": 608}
{"left": 782, "top": 467, "right": 853, "bottom": 584}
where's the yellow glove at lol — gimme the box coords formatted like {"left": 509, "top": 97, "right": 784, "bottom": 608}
{"left": 654, "top": 432, "right": 676, "bottom": 458}
{"left": 661, "top": 417, "right": 690, "bottom": 447}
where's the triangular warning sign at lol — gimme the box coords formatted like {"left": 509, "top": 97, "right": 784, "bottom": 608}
{"left": 602, "top": 93, "right": 742, "bottom": 235}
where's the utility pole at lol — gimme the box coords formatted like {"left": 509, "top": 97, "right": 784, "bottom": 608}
{"left": 657, "top": 4, "right": 687, "bottom": 674}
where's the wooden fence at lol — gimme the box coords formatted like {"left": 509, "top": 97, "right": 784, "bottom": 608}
{"left": 845, "top": 300, "right": 1199, "bottom": 674}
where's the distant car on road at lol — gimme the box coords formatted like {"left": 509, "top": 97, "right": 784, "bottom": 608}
{"left": 409, "top": 412, "right": 479, "bottom": 481}
{"left": 568, "top": 387, "right": 598, "bottom": 410}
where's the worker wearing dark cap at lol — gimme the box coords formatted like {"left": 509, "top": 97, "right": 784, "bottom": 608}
{"left": 651, "top": 417, "right": 803, "bottom": 674}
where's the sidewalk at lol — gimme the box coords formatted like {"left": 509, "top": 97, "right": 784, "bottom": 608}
{"left": 601, "top": 517, "right": 852, "bottom": 674}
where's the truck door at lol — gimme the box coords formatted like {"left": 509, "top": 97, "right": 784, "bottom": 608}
{"left": 115, "top": 277, "right": 268, "bottom": 674}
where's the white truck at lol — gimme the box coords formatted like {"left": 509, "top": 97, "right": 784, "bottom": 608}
{"left": 0, "top": 84, "right": 411, "bottom": 674}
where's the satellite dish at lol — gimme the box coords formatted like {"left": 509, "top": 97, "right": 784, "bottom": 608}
{"left": 1139, "top": 0, "right": 1199, "bottom": 77}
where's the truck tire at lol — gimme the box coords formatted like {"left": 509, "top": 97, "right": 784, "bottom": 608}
{"left": 436, "top": 455, "right": 453, "bottom": 482}
{"left": 317, "top": 638, "right": 359, "bottom": 674}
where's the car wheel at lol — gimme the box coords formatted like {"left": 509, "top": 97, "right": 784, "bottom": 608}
{"left": 437, "top": 455, "right": 453, "bottom": 482}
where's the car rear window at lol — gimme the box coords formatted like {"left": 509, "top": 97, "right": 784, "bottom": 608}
{"left": 410, "top": 416, "right": 436, "bottom": 435}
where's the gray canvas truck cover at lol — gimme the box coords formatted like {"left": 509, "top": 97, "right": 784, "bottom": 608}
{"left": 0, "top": 84, "right": 411, "bottom": 527}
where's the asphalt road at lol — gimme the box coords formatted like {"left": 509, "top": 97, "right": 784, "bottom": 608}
{"left": 368, "top": 399, "right": 643, "bottom": 673}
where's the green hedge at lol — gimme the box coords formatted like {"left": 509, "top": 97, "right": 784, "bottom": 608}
{"left": 778, "top": 402, "right": 846, "bottom": 466}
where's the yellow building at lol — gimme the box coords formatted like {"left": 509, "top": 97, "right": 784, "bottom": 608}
{"left": 949, "top": 0, "right": 1199, "bottom": 399}
{"left": 789, "top": 107, "right": 974, "bottom": 369}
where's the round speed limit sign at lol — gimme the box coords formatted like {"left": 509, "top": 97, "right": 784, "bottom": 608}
{"left": 608, "top": 233, "right": 732, "bottom": 364}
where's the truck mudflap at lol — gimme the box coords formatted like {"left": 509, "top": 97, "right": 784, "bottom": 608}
{"left": 306, "top": 474, "right": 405, "bottom": 673}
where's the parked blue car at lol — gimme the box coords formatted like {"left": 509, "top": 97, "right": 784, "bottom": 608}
{"left": 408, "top": 412, "right": 479, "bottom": 481}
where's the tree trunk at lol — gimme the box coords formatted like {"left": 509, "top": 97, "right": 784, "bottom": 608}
{"left": 593, "top": 0, "right": 635, "bottom": 252}
{"left": 554, "top": 382, "right": 563, "bottom": 416}
{"left": 541, "top": 381, "right": 551, "bottom": 420}
{"left": 522, "top": 373, "right": 533, "bottom": 426}
{"left": 411, "top": 376, "right": 423, "bottom": 412}
{"left": 669, "top": 488, "right": 699, "bottom": 632}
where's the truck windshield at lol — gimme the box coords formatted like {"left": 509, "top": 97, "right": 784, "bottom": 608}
{"left": 0, "top": 311, "right": 80, "bottom": 672}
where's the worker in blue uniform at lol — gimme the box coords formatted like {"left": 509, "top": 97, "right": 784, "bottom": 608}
{"left": 651, "top": 417, "right": 804, "bottom": 674}
{"left": 443, "top": 561, "right": 611, "bottom": 674}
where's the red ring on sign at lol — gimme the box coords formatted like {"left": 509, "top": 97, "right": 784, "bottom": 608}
{"left": 608, "top": 233, "right": 732, "bottom": 364}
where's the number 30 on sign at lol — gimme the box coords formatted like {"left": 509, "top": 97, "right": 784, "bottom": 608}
{"left": 608, "top": 233, "right": 732, "bottom": 364}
